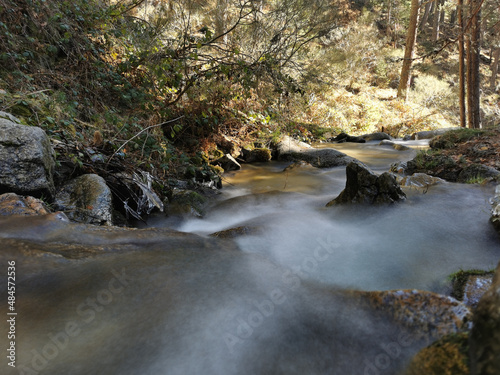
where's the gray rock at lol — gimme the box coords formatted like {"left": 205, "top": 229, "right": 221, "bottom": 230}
{"left": 276, "top": 136, "right": 355, "bottom": 168}
{"left": 327, "top": 161, "right": 406, "bottom": 205}
{"left": 400, "top": 173, "right": 445, "bottom": 188}
{"left": 457, "top": 164, "right": 500, "bottom": 183}
{"left": 470, "top": 261, "right": 500, "bottom": 375}
{"left": 332, "top": 132, "right": 365, "bottom": 143}
{"left": 379, "top": 140, "right": 412, "bottom": 151}
{"left": 0, "top": 113, "right": 56, "bottom": 199}
{"left": 361, "top": 132, "right": 392, "bottom": 141}
{"left": 54, "top": 174, "right": 113, "bottom": 225}
{"left": 412, "top": 128, "right": 460, "bottom": 140}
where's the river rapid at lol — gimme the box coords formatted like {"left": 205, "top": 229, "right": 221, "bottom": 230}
{"left": 0, "top": 140, "right": 498, "bottom": 375}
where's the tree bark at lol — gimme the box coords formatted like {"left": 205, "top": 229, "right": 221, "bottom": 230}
{"left": 397, "top": 0, "right": 420, "bottom": 100}
{"left": 420, "top": 0, "right": 432, "bottom": 29}
{"left": 466, "top": 0, "right": 482, "bottom": 129}
{"left": 491, "top": 47, "right": 500, "bottom": 90}
{"left": 432, "top": 0, "right": 442, "bottom": 41}
{"left": 458, "top": 0, "right": 466, "bottom": 127}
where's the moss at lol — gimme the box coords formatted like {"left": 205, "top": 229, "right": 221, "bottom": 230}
{"left": 406, "top": 333, "right": 470, "bottom": 375}
{"left": 430, "top": 129, "right": 487, "bottom": 150}
{"left": 448, "top": 269, "right": 495, "bottom": 301}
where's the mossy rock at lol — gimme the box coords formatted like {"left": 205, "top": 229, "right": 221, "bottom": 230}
{"left": 405, "top": 333, "right": 469, "bottom": 375}
{"left": 167, "top": 189, "right": 208, "bottom": 217}
{"left": 429, "top": 129, "right": 486, "bottom": 150}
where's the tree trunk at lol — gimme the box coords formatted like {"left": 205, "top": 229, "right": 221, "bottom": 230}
{"left": 420, "top": 0, "right": 432, "bottom": 29}
{"left": 466, "top": 0, "right": 482, "bottom": 129}
{"left": 432, "top": 0, "right": 441, "bottom": 41}
{"left": 491, "top": 47, "right": 500, "bottom": 90}
{"left": 215, "top": 0, "right": 229, "bottom": 43}
{"left": 458, "top": 0, "right": 466, "bottom": 128}
{"left": 397, "top": 0, "right": 420, "bottom": 100}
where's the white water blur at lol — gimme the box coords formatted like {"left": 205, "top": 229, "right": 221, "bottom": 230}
{"left": 177, "top": 141, "right": 500, "bottom": 292}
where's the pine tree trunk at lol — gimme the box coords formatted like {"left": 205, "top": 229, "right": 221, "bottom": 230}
{"left": 467, "top": 0, "right": 482, "bottom": 129}
{"left": 432, "top": 0, "right": 441, "bottom": 41}
{"left": 458, "top": 0, "right": 466, "bottom": 128}
{"left": 420, "top": 1, "right": 432, "bottom": 29}
{"left": 397, "top": 0, "right": 420, "bottom": 100}
{"left": 491, "top": 47, "right": 500, "bottom": 90}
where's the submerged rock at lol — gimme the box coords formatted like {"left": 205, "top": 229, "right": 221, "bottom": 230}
{"left": 54, "top": 174, "right": 113, "bottom": 225}
{"left": 327, "top": 162, "right": 406, "bottom": 205}
{"left": 276, "top": 135, "right": 355, "bottom": 168}
{"left": 0, "top": 193, "right": 51, "bottom": 216}
{"left": 379, "top": 139, "right": 412, "bottom": 151}
{"left": 361, "top": 132, "right": 393, "bottom": 141}
{"left": 400, "top": 173, "right": 445, "bottom": 188}
{"left": 470, "top": 261, "right": 500, "bottom": 375}
{"left": 0, "top": 112, "right": 56, "bottom": 199}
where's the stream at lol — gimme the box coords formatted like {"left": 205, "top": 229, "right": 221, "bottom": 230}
{"left": 1, "top": 140, "right": 499, "bottom": 375}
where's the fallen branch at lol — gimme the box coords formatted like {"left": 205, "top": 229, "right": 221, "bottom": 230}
{"left": 106, "top": 116, "right": 184, "bottom": 166}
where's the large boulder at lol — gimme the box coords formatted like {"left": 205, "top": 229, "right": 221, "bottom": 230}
{"left": 327, "top": 161, "right": 406, "bottom": 205}
{"left": 54, "top": 174, "right": 113, "bottom": 225}
{"left": 0, "top": 112, "right": 56, "bottom": 199}
{"left": 470, "top": 261, "right": 500, "bottom": 375}
{"left": 276, "top": 135, "right": 355, "bottom": 168}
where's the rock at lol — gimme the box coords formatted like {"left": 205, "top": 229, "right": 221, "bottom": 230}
{"left": 412, "top": 128, "right": 459, "bottom": 140}
{"left": 400, "top": 173, "right": 445, "bottom": 188}
{"left": 326, "top": 162, "right": 406, "bottom": 205}
{"left": 463, "top": 276, "right": 494, "bottom": 309}
{"left": 449, "top": 269, "right": 495, "bottom": 309}
{"left": 276, "top": 136, "right": 355, "bottom": 168}
{"left": 54, "top": 174, "right": 113, "bottom": 225}
{"left": 210, "top": 226, "right": 260, "bottom": 239}
{"left": 332, "top": 132, "right": 366, "bottom": 143}
{"left": 470, "top": 262, "right": 500, "bottom": 375}
{"left": 242, "top": 147, "right": 272, "bottom": 163}
{"left": 491, "top": 185, "right": 500, "bottom": 233}
{"left": 166, "top": 189, "right": 208, "bottom": 217}
{"left": 0, "top": 193, "right": 51, "bottom": 216}
{"left": 361, "top": 132, "right": 392, "bottom": 141}
{"left": 457, "top": 164, "right": 500, "bottom": 183}
{"left": 379, "top": 139, "right": 412, "bottom": 151}
{"left": 0, "top": 112, "right": 56, "bottom": 199}
{"left": 275, "top": 135, "right": 312, "bottom": 154}
{"left": 406, "top": 333, "right": 470, "bottom": 375}
{"left": 283, "top": 161, "right": 314, "bottom": 171}
{"left": 214, "top": 153, "right": 241, "bottom": 171}
{"left": 390, "top": 161, "right": 408, "bottom": 174}
{"left": 359, "top": 289, "right": 471, "bottom": 342}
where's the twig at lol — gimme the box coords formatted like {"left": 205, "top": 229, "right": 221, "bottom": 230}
{"left": 106, "top": 116, "right": 184, "bottom": 166}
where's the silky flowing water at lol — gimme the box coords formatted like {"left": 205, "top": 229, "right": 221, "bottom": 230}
{"left": 1, "top": 141, "right": 499, "bottom": 375}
